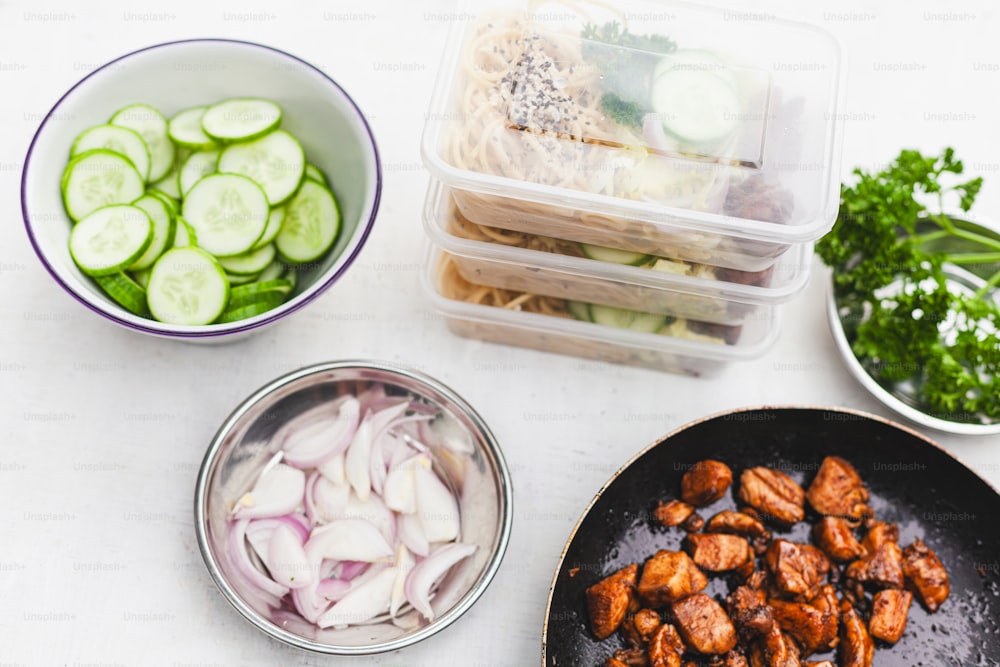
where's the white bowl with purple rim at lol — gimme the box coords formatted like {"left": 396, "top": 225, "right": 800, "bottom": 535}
{"left": 21, "top": 39, "right": 381, "bottom": 341}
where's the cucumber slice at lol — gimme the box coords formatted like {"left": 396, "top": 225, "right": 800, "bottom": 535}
{"left": 129, "top": 194, "right": 177, "bottom": 270}
{"left": 304, "top": 163, "right": 327, "bottom": 186}
{"left": 61, "top": 149, "right": 145, "bottom": 222}
{"left": 69, "top": 204, "right": 153, "bottom": 276}
{"left": 256, "top": 260, "right": 286, "bottom": 283}
{"left": 94, "top": 272, "right": 149, "bottom": 316}
{"left": 217, "top": 243, "right": 276, "bottom": 276}
{"left": 131, "top": 267, "right": 152, "bottom": 289}
{"left": 70, "top": 124, "right": 151, "bottom": 183}
{"left": 146, "top": 246, "right": 229, "bottom": 325}
{"left": 566, "top": 300, "right": 592, "bottom": 322}
{"left": 168, "top": 106, "right": 218, "bottom": 150}
{"left": 589, "top": 304, "right": 667, "bottom": 333}
{"left": 281, "top": 265, "right": 298, "bottom": 292}
{"left": 218, "top": 129, "right": 305, "bottom": 206}
{"left": 215, "top": 299, "right": 280, "bottom": 323}
{"left": 182, "top": 173, "right": 269, "bottom": 257}
{"left": 201, "top": 98, "right": 282, "bottom": 143}
{"left": 109, "top": 103, "right": 175, "bottom": 182}
{"left": 226, "top": 271, "right": 263, "bottom": 285}
{"left": 172, "top": 217, "right": 197, "bottom": 248}
{"left": 228, "top": 280, "right": 291, "bottom": 309}
{"left": 179, "top": 149, "right": 220, "bottom": 196}
{"left": 650, "top": 67, "right": 740, "bottom": 148}
{"left": 276, "top": 180, "right": 341, "bottom": 264}
{"left": 149, "top": 190, "right": 179, "bottom": 215}
{"left": 579, "top": 243, "right": 652, "bottom": 266}
{"left": 254, "top": 206, "right": 285, "bottom": 249}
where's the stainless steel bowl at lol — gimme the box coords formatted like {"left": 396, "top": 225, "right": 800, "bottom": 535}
{"left": 194, "top": 360, "right": 513, "bottom": 654}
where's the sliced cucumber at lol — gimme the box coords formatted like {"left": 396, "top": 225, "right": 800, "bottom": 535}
{"left": 256, "top": 260, "right": 286, "bottom": 283}
{"left": 276, "top": 180, "right": 341, "bottom": 264}
{"left": 182, "top": 173, "right": 269, "bottom": 257}
{"left": 579, "top": 243, "right": 652, "bottom": 266}
{"left": 149, "top": 190, "right": 179, "bottom": 215}
{"left": 226, "top": 271, "right": 263, "bottom": 285}
{"left": 131, "top": 266, "right": 152, "bottom": 289}
{"left": 179, "top": 149, "right": 220, "bottom": 196}
{"left": 227, "top": 279, "right": 291, "bottom": 309}
{"left": 61, "top": 149, "right": 145, "bottom": 222}
{"left": 70, "top": 124, "right": 151, "bottom": 183}
{"left": 215, "top": 299, "right": 280, "bottom": 323}
{"left": 109, "top": 103, "right": 175, "bottom": 182}
{"left": 589, "top": 304, "right": 667, "bottom": 333}
{"left": 69, "top": 204, "right": 153, "bottom": 276}
{"left": 217, "top": 243, "right": 276, "bottom": 276}
{"left": 218, "top": 129, "right": 305, "bottom": 206}
{"left": 566, "top": 300, "right": 592, "bottom": 322}
{"left": 146, "top": 246, "right": 229, "bottom": 325}
{"left": 650, "top": 67, "right": 740, "bottom": 149}
{"left": 201, "top": 98, "right": 282, "bottom": 143}
{"left": 94, "top": 272, "right": 149, "bottom": 316}
{"left": 254, "top": 206, "right": 285, "bottom": 249}
{"left": 129, "top": 194, "right": 176, "bottom": 271}
{"left": 168, "top": 106, "right": 218, "bottom": 150}
{"left": 304, "top": 163, "right": 327, "bottom": 186}
{"left": 172, "top": 217, "right": 197, "bottom": 248}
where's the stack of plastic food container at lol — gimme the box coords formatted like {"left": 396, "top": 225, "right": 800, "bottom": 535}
{"left": 419, "top": 0, "right": 845, "bottom": 375}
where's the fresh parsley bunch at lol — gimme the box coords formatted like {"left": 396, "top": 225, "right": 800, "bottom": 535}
{"left": 817, "top": 148, "right": 1000, "bottom": 421}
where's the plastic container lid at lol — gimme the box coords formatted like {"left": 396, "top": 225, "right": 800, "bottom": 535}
{"left": 421, "top": 0, "right": 845, "bottom": 246}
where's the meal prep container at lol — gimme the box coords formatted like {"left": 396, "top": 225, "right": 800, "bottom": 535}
{"left": 424, "top": 180, "right": 812, "bottom": 326}
{"left": 420, "top": 0, "right": 845, "bottom": 271}
{"left": 423, "top": 247, "right": 780, "bottom": 376}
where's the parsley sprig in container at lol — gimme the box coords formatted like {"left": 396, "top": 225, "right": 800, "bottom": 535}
{"left": 818, "top": 148, "right": 1000, "bottom": 432}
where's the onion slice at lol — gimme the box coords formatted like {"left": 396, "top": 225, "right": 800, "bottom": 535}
{"left": 345, "top": 410, "right": 374, "bottom": 502}
{"left": 414, "top": 457, "right": 460, "bottom": 542}
{"left": 404, "top": 542, "right": 477, "bottom": 622}
{"left": 317, "top": 566, "right": 397, "bottom": 629}
{"left": 267, "top": 523, "right": 314, "bottom": 589}
{"left": 228, "top": 519, "right": 290, "bottom": 604}
{"left": 304, "top": 519, "right": 393, "bottom": 563}
{"left": 280, "top": 397, "right": 360, "bottom": 469}
{"left": 233, "top": 463, "right": 305, "bottom": 520}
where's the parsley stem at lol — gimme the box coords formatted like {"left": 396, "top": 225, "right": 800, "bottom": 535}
{"left": 975, "top": 269, "right": 1000, "bottom": 299}
{"left": 943, "top": 252, "right": 1000, "bottom": 265}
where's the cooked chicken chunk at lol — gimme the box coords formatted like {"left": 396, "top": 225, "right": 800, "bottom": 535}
{"left": 587, "top": 563, "right": 638, "bottom": 640}
{"left": 749, "top": 622, "right": 801, "bottom": 667}
{"left": 706, "top": 510, "right": 772, "bottom": 554}
{"left": 768, "top": 594, "right": 838, "bottom": 656}
{"left": 811, "top": 516, "right": 863, "bottom": 562}
{"left": 838, "top": 603, "right": 873, "bottom": 667}
{"left": 682, "top": 511, "right": 705, "bottom": 533}
{"left": 805, "top": 456, "right": 871, "bottom": 521}
{"left": 739, "top": 467, "right": 805, "bottom": 526}
{"left": 606, "top": 659, "right": 631, "bottom": 667}
{"left": 802, "top": 662, "right": 836, "bottom": 667}
{"left": 671, "top": 593, "right": 738, "bottom": 655}
{"left": 724, "top": 651, "right": 750, "bottom": 667}
{"left": 765, "top": 539, "right": 830, "bottom": 600}
{"left": 632, "top": 608, "right": 663, "bottom": 644}
{"left": 610, "top": 648, "right": 648, "bottom": 667}
{"left": 638, "top": 550, "right": 708, "bottom": 607}
{"left": 655, "top": 499, "right": 696, "bottom": 528}
{"left": 681, "top": 460, "right": 733, "bottom": 507}
{"left": 902, "top": 538, "right": 950, "bottom": 612}
{"left": 686, "top": 533, "right": 751, "bottom": 572}
{"left": 845, "top": 522, "right": 904, "bottom": 590}
{"left": 868, "top": 588, "right": 912, "bottom": 644}
{"left": 647, "top": 623, "right": 685, "bottom": 667}
{"left": 727, "top": 584, "right": 774, "bottom": 643}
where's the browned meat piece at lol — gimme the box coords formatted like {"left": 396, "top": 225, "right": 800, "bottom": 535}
{"left": 671, "top": 593, "right": 738, "bottom": 655}
{"left": 738, "top": 467, "right": 805, "bottom": 526}
{"left": 686, "top": 533, "right": 751, "bottom": 572}
{"left": 868, "top": 588, "right": 912, "bottom": 644}
{"left": 611, "top": 648, "right": 648, "bottom": 667}
{"left": 647, "top": 623, "right": 685, "bottom": 667}
{"left": 845, "top": 522, "right": 904, "bottom": 590}
{"left": 632, "top": 608, "right": 663, "bottom": 644}
{"left": 768, "top": 596, "right": 837, "bottom": 656}
{"left": 681, "top": 460, "right": 734, "bottom": 507}
{"left": 655, "top": 499, "right": 696, "bottom": 527}
{"left": 811, "top": 516, "right": 863, "bottom": 562}
{"left": 805, "top": 456, "right": 871, "bottom": 521}
{"left": 723, "top": 651, "right": 750, "bottom": 667}
{"left": 802, "top": 662, "right": 836, "bottom": 667}
{"left": 765, "top": 539, "right": 830, "bottom": 600}
{"left": 902, "top": 538, "right": 950, "bottom": 612}
{"left": 838, "top": 603, "right": 874, "bottom": 667}
{"left": 748, "top": 623, "right": 801, "bottom": 667}
{"left": 727, "top": 584, "right": 774, "bottom": 643}
{"left": 606, "top": 659, "right": 631, "bottom": 667}
{"left": 682, "top": 511, "right": 705, "bottom": 533}
{"left": 706, "top": 510, "right": 772, "bottom": 554}
{"left": 638, "top": 550, "right": 709, "bottom": 607}
{"left": 587, "top": 564, "right": 638, "bottom": 640}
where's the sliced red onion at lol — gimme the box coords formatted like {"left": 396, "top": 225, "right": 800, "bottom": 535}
{"left": 397, "top": 512, "right": 429, "bottom": 557}
{"left": 280, "top": 397, "right": 360, "bottom": 469}
{"left": 317, "top": 566, "right": 397, "bottom": 629}
{"left": 337, "top": 490, "right": 396, "bottom": 545}
{"left": 245, "top": 514, "right": 310, "bottom": 567}
{"left": 267, "top": 523, "right": 314, "bottom": 589}
{"left": 414, "top": 457, "right": 460, "bottom": 542}
{"left": 317, "top": 450, "right": 346, "bottom": 485}
{"left": 404, "top": 542, "right": 477, "bottom": 622}
{"left": 291, "top": 576, "right": 330, "bottom": 623}
{"left": 369, "top": 429, "right": 389, "bottom": 498}
{"left": 228, "top": 519, "right": 290, "bottom": 604}
{"left": 382, "top": 454, "right": 419, "bottom": 515}
{"left": 390, "top": 544, "right": 416, "bottom": 618}
{"left": 233, "top": 463, "right": 305, "bottom": 520}
{"left": 316, "top": 577, "right": 351, "bottom": 601}
{"left": 345, "top": 410, "right": 374, "bottom": 502}
{"left": 304, "top": 518, "right": 393, "bottom": 563}
{"left": 310, "top": 476, "right": 350, "bottom": 525}
{"left": 337, "top": 560, "right": 370, "bottom": 582}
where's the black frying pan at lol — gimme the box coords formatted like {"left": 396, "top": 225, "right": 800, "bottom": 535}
{"left": 541, "top": 407, "right": 1000, "bottom": 666}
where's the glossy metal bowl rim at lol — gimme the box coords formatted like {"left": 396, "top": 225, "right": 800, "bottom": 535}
{"left": 825, "top": 276, "right": 1000, "bottom": 436}
{"left": 539, "top": 404, "right": 996, "bottom": 663}
{"left": 194, "top": 359, "right": 514, "bottom": 655}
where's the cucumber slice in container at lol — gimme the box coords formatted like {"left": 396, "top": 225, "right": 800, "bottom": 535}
{"left": 129, "top": 194, "right": 176, "bottom": 271}
{"left": 69, "top": 204, "right": 153, "bottom": 276}
{"left": 566, "top": 300, "right": 592, "bottom": 322}
{"left": 215, "top": 299, "right": 280, "bottom": 323}
{"left": 650, "top": 67, "right": 740, "bottom": 149}
{"left": 256, "top": 260, "right": 286, "bottom": 283}
{"left": 109, "top": 103, "right": 175, "bottom": 182}
{"left": 61, "top": 149, "right": 145, "bottom": 222}
{"left": 579, "top": 243, "right": 652, "bottom": 266}
{"left": 146, "top": 246, "right": 229, "bottom": 325}
{"left": 168, "top": 106, "right": 218, "bottom": 150}
{"left": 178, "top": 149, "right": 220, "bottom": 196}
{"left": 217, "top": 243, "right": 276, "bottom": 276}
{"left": 227, "top": 279, "right": 291, "bottom": 309}
{"left": 171, "top": 217, "right": 197, "bottom": 248}
{"left": 70, "top": 124, "right": 151, "bottom": 183}
{"left": 201, "top": 98, "right": 282, "bottom": 143}
{"left": 182, "top": 173, "right": 269, "bottom": 257}
{"left": 304, "top": 163, "right": 327, "bottom": 186}
{"left": 94, "top": 272, "right": 149, "bottom": 316}
{"left": 589, "top": 304, "right": 667, "bottom": 333}
{"left": 276, "top": 180, "right": 341, "bottom": 264}
{"left": 218, "top": 129, "right": 305, "bottom": 206}
{"left": 254, "top": 206, "right": 285, "bottom": 249}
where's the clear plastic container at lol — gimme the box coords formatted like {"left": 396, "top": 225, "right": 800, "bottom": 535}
{"left": 424, "top": 179, "right": 811, "bottom": 325}
{"left": 422, "top": 246, "right": 780, "bottom": 376}
{"left": 421, "top": 0, "right": 845, "bottom": 271}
